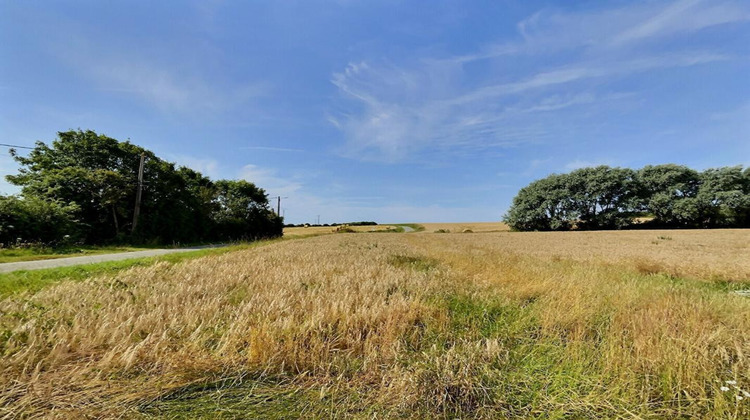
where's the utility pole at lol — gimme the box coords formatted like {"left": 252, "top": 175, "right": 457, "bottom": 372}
{"left": 269, "top": 196, "right": 288, "bottom": 216}
{"left": 131, "top": 153, "right": 146, "bottom": 234}
{"left": 317, "top": 215, "right": 320, "bottom": 225}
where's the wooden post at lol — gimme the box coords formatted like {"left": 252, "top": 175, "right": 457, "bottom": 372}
{"left": 131, "top": 154, "right": 145, "bottom": 234}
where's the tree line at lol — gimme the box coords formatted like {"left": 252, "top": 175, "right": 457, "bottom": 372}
{"left": 0, "top": 130, "right": 283, "bottom": 246}
{"left": 504, "top": 164, "right": 750, "bottom": 231}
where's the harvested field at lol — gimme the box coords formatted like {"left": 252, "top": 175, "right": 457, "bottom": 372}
{"left": 420, "top": 221, "right": 510, "bottom": 233}
{"left": 1, "top": 229, "right": 748, "bottom": 418}
{"left": 283, "top": 224, "right": 399, "bottom": 237}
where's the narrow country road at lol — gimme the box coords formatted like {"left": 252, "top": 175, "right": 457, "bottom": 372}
{"left": 401, "top": 226, "right": 415, "bottom": 232}
{"left": 0, "top": 245, "right": 225, "bottom": 274}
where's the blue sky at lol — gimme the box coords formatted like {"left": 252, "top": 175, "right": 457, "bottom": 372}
{"left": 1, "top": 0, "right": 749, "bottom": 224}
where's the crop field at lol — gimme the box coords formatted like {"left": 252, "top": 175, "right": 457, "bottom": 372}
{"left": 283, "top": 224, "right": 400, "bottom": 238}
{"left": 1, "top": 229, "right": 749, "bottom": 418}
{"left": 420, "top": 222, "right": 510, "bottom": 233}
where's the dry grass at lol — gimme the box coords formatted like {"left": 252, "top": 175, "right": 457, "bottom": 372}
{"left": 283, "top": 224, "right": 398, "bottom": 238}
{"left": 1, "top": 229, "right": 749, "bottom": 418}
{"left": 420, "top": 221, "right": 510, "bottom": 233}
{"left": 414, "top": 229, "right": 750, "bottom": 282}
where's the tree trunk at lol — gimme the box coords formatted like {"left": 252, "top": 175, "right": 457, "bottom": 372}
{"left": 112, "top": 205, "right": 120, "bottom": 235}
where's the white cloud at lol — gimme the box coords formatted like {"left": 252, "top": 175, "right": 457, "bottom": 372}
{"left": 330, "top": 54, "right": 725, "bottom": 162}
{"left": 507, "top": 0, "right": 750, "bottom": 55}
{"left": 239, "top": 164, "right": 303, "bottom": 197}
{"left": 610, "top": 0, "right": 750, "bottom": 46}
{"left": 240, "top": 146, "right": 304, "bottom": 153}
{"left": 329, "top": 0, "right": 746, "bottom": 163}
{"left": 48, "top": 29, "right": 270, "bottom": 115}
{"left": 168, "top": 154, "right": 222, "bottom": 179}
{"left": 89, "top": 57, "right": 269, "bottom": 114}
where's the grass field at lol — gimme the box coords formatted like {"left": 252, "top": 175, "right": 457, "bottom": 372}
{"left": 1, "top": 229, "right": 748, "bottom": 418}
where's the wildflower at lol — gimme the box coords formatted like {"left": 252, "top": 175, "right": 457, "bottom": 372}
{"left": 743, "top": 391, "right": 750, "bottom": 398}
{"left": 726, "top": 380, "right": 737, "bottom": 385}
{"left": 720, "top": 386, "right": 730, "bottom": 392}
{"left": 736, "top": 395, "right": 744, "bottom": 401}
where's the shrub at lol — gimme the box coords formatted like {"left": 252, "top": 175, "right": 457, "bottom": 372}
{"left": 0, "top": 196, "right": 80, "bottom": 246}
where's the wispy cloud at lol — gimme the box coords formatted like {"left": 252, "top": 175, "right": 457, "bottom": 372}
{"left": 240, "top": 146, "right": 304, "bottom": 153}
{"left": 609, "top": 0, "right": 750, "bottom": 46}
{"left": 168, "top": 154, "right": 222, "bottom": 179}
{"left": 329, "top": 0, "right": 747, "bottom": 162}
{"left": 90, "top": 57, "right": 269, "bottom": 114}
{"left": 48, "top": 29, "right": 270, "bottom": 115}
{"left": 239, "top": 164, "right": 303, "bottom": 197}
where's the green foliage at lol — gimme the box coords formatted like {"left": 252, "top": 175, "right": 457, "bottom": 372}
{"left": 505, "top": 164, "right": 750, "bottom": 231}
{"left": 696, "top": 166, "right": 750, "bottom": 227}
{"left": 347, "top": 221, "right": 378, "bottom": 226}
{"left": 212, "top": 180, "right": 284, "bottom": 240}
{"left": 634, "top": 164, "right": 702, "bottom": 226}
{"left": 5, "top": 130, "right": 283, "bottom": 244}
{"left": 0, "top": 195, "right": 80, "bottom": 246}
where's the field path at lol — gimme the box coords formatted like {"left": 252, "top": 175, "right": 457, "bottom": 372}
{"left": 401, "top": 225, "right": 415, "bottom": 232}
{"left": 0, "top": 244, "right": 226, "bottom": 274}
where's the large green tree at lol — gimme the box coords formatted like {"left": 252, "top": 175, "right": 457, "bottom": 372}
{"left": 566, "top": 166, "right": 636, "bottom": 229}
{"left": 503, "top": 174, "right": 574, "bottom": 231}
{"left": 6, "top": 130, "right": 283, "bottom": 244}
{"left": 505, "top": 164, "right": 749, "bottom": 231}
{"left": 212, "top": 180, "right": 283, "bottom": 240}
{"left": 634, "top": 164, "right": 702, "bottom": 227}
{"left": 696, "top": 166, "right": 750, "bottom": 227}
{"left": 8, "top": 131, "right": 151, "bottom": 241}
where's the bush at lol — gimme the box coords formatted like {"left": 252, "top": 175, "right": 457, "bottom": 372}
{"left": 0, "top": 196, "right": 80, "bottom": 247}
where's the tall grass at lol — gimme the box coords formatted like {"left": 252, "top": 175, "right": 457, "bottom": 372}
{"left": 1, "top": 230, "right": 748, "bottom": 418}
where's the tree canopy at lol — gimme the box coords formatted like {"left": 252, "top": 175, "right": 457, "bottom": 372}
{"left": 504, "top": 164, "right": 750, "bottom": 231}
{"left": 2, "top": 130, "right": 282, "bottom": 245}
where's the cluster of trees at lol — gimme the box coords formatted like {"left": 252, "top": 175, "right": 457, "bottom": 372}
{"left": 1, "top": 130, "right": 283, "bottom": 246}
{"left": 504, "top": 164, "right": 750, "bottom": 231}
{"left": 284, "top": 221, "right": 378, "bottom": 228}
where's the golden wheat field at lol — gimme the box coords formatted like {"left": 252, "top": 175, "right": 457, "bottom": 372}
{"left": 420, "top": 222, "right": 510, "bottom": 233}
{"left": 1, "top": 229, "right": 749, "bottom": 418}
{"left": 283, "top": 224, "right": 399, "bottom": 237}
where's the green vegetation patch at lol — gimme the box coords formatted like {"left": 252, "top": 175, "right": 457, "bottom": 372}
{"left": 140, "top": 379, "right": 381, "bottom": 419}
{"left": 393, "top": 223, "right": 426, "bottom": 232}
{"left": 387, "top": 254, "right": 440, "bottom": 272}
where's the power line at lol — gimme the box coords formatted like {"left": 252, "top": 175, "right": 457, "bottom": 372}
{"left": 0, "top": 143, "right": 34, "bottom": 150}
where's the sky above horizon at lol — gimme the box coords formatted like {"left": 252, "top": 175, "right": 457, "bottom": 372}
{"left": 2, "top": 0, "right": 749, "bottom": 224}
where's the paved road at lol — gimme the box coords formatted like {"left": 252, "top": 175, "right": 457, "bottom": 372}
{"left": 0, "top": 245, "right": 225, "bottom": 274}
